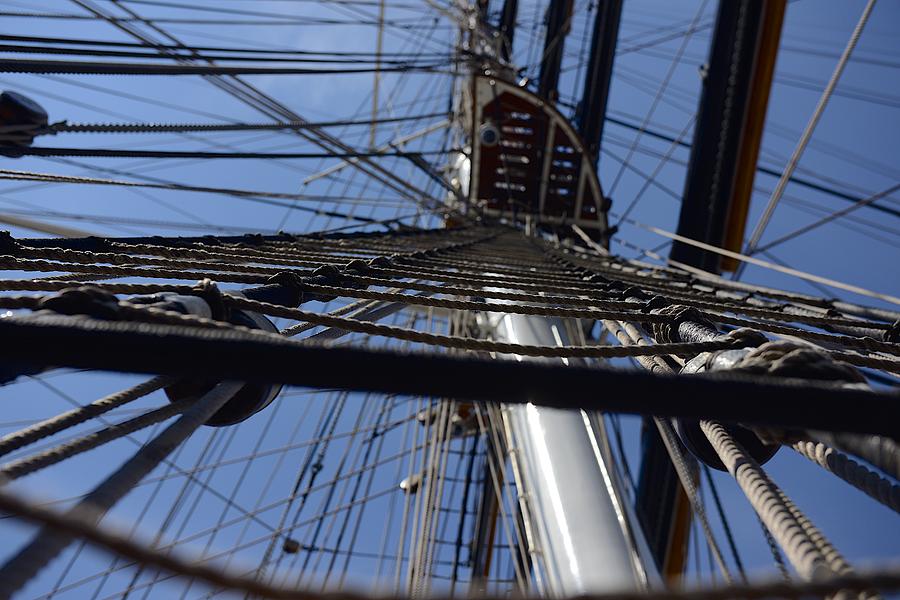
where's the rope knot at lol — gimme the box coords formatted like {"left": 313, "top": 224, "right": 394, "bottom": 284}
{"left": 367, "top": 256, "right": 393, "bottom": 269}
{"left": 343, "top": 259, "right": 371, "bottom": 274}
{"left": 260, "top": 271, "right": 305, "bottom": 306}
{"left": 722, "top": 327, "right": 769, "bottom": 349}
{"left": 255, "top": 269, "right": 347, "bottom": 306}
{"left": 619, "top": 285, "right": 653, "bottom": 302}
{"left": 311, "top": 264, "right": 343, "bottom": 280}
{"left": 730, "top": 341, "right": 867, "bottom": 384}
{"left": 306, "top": 265, "right": 351, "bottom": 303}
{"left": 190, "top": 279, "right": 228, "bottom": 321}
{"left": 642, "top": 295, "right": 670, "bottom": 312}
{"left": 37, "top": 286, "right": 121, "bottom": 320}
{"left": 603, "top": 280, "right": 628, "bottom": 293}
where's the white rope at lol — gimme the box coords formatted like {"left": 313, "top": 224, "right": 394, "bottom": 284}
{"left": 614, "top": 214, "right": 900, "bottom": 306}
{"left": 736, "top": 0, "right": 878, "bottom": 277}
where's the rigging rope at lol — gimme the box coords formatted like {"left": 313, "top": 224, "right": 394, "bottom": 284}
{"left": 0, "top": 381, "right": 244, "bottom": 597}
{"left": 43, "top": 113, "right": 448, "bottom": 134}
{"left": 614, "top": 214, "right": 900, "bottom": 306}
{"left": 790, "top": 440, "right": 900, "bottom": 514}
{"left": 0, "top": 220, "right": 896, "bottom": 597}
{"left": 3, "top": 146, "right": 458, "bottom": 160}
{"left": 0, "top": 33, "right": 448, "bottom": 58}
{"left": 736, "top": 0, "right": 878, "bottom": 278}
{"left": 0, "top": 58, "right": 453, "bottom": 76}
{"left": 700, "top": 422, "right": 853, "bottom": 583}
{"left": 0, "top": 483, "right": 898, "bottom": 600}
{"left": 0, "top": 375, "right": 172, "bottom": 458}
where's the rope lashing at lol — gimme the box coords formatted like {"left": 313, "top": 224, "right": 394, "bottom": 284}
{"left": 35, "top": 286, "right": 122, "bottom": 320}
{"left": 721, "top": 341, "right": 868, "bottom": 384}
{"left": 19, "top": 283, "right": 282, "bottom": 426}
{"left": 188, "top": 278, "right": 228, "bottom": 321}
{"left": 649, "top": 303, "right": 721, "bottom": 344}
{"left": 679, "top": 341, "right": 868, "bottom": 470}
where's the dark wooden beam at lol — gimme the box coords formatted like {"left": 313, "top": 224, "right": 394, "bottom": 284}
{"left": 537, "top": 0, "right": 574, "bottom": 101}
{"left": 670, "top": 0, "right": 784, "bottom": 273}
{"left": 578, "top": 0, "right": 623, "bottom": 163}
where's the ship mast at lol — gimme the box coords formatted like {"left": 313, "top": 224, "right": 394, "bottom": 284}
{"left": 455, "top": 2, "right": 656, "bottom": 594}
{"left": 0, "top": 2, "right": 899, "bottom": 598}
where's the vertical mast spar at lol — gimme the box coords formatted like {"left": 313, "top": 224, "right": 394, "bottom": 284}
{"left": 670, "top": 0, "right": 786, "bottom": 273}
{"left": 459, "top": 2, "right": 657, "bottom": 594}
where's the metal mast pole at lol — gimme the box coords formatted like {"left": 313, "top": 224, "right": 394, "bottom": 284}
{"left": 457, "top": 4, "right": 655, "bottom": 592}
{"left": 487, "top": 309, "right": 657, "bottom": 594}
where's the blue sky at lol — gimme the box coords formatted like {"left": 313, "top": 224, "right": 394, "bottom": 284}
{"left": 0, "top": 0, "right": 898, "bottom": 596}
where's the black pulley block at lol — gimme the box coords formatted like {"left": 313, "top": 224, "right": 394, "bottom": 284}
{"left": 165, "top": 301, "right": 283, "bottom": 426}
{"left": 673, "top": 418, "right": 779, "bottom": 471}
{"left": 0, "top": 91, "right": 48, "bottom": 151}
{"left": 674, "top": 350, "right": 780, "bottom": 470}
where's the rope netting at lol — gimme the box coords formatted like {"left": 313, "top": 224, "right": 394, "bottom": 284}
{"left": 0, "top": 223, "right": 897, "bottom": 598}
